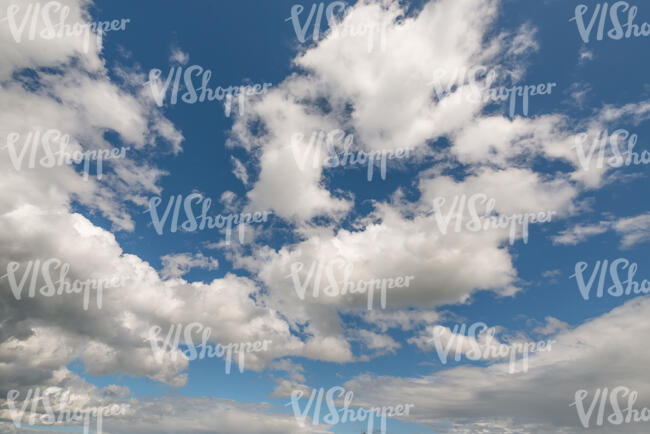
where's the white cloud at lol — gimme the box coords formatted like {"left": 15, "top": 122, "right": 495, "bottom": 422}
{"left": 552, "top": 213, "right": 650, "bottom": 249}
{"left": 342, "top": 296, "right": 650, "bottom": 432}
{"left": 532, "top": 316, "right": 569, "bottom": 336}
{"left": 0, "top": 383, "right": 326, "bottom": 434}
{"left": 169, "top": 47, "right": 189, "bottom": 65}
{"left": 0, "top": 0, "right": 104, "bottom": 80}
{"left": 231, "top": 156, "right": 249, "bottom": 185}
{"left": 552, "top": 221, "right": 612, "bottom": 245}
{"left": 613, "top": 213, "right": 650, "bottom": 248}
{"left": 3, "top": 1, "right": 650, "bottom": 433}
{"left": 160, "top": 252, "right": 219, "bottom": 279}
{"left": 355, "top": 329, "right": 401, "bottom": 355}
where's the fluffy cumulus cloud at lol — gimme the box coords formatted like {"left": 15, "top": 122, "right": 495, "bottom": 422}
{"left": 226, "top": 0, "right": 647, "bottom": 333}
{"left": 0, "top": 0, "right": 183, "bottom": 231}
{"left": 227, "top": 0, "right": 568, "bottom": 339}
{"left": 2, "top": 0, "right": 650, "bottom": 432}
{"left": 0, "top": 0, "right": 327, "bottom": 430}
{"left": 0, "top": 387, "right": 327, "bottom": 434}
{"left": 160, "top": 252, "right": 219, "bottom": 279}
{"left": 229, "top": 0, "right": 517, "bottom": 221}
{"left": 343, "top": 296, "right": 650, "bottom": 432}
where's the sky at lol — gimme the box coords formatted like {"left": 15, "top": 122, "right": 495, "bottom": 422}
{"left": 1, "top": 0, "right": 650, "bottom": 433}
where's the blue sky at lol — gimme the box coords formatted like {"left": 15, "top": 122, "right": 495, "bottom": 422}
{"left": 2, "top": 0, "right": 650, "bottom": 433}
